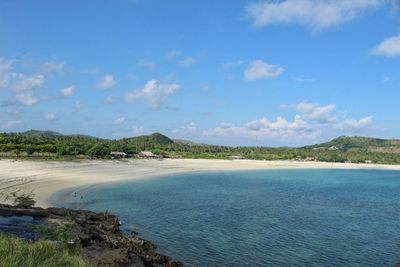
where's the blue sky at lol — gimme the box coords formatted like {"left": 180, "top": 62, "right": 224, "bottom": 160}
{"left": 0, "top": 0, "right": 400, "bottom": 146}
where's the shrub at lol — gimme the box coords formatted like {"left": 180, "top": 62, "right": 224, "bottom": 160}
{"left": 0, "top": 234, "right": 90, "bottom": 267}
{"left": 33, "top": 224, "right": 81, "bottom": 254}
{"left": 13, "top": 193, "right": 36, "bottom": 208}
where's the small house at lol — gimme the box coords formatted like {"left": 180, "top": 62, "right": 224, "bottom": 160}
{"left": 138, "top": 151, "right": 156, "bottom": 158}
{"left": 230, "top": 155, "right": 244, "bottom": 160}
{"left": 110, "top": 151, "right": 127, "bottom": 159}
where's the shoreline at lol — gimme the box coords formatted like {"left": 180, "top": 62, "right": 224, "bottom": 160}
{"left": 1, "top": 158, "right": 400, "bottom": 208}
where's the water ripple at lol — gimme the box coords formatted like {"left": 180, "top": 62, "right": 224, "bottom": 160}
{"left": 60, "top": 169, "right": 400, "bottom": 267}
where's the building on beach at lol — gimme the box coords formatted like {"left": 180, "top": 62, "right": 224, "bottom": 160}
{"left": 138, "top": 151, "right": 156, "bottom": 158}
{"left": 110, "top": 151, "right": 127, "bottom": 159}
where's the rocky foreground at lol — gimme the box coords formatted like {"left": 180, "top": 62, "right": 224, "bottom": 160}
{"left": 0, "top": 204, "right": 182, "bottom": 267}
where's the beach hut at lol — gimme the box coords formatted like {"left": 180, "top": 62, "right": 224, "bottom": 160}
{"left": 138, "top": 151, "right": 156, "bottom": 158}
{"left": 110, "top": 151, "right": 127, "bottom": 159}
{"left": 230, "top": 155, "right": 244, "bottom": 160}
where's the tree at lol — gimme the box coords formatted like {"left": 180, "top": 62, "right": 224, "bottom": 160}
{"left": 13, "top": 193, "right": 36, "bottom": 208}
{"left": 88, "top": 144, "right": 111, "bottom": 158}
{"left": 25, "top": 145, "right": 36, "bottom": 155}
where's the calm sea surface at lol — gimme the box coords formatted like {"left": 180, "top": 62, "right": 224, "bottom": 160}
{"left": 56, "top": 169, "right": 400, "bottom": 267}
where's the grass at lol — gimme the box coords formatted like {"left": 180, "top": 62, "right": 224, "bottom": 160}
{"left": 0, "top": 234, "right": 90, "bottom": 267}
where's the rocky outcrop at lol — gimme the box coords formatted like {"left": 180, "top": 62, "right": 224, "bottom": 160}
{"left": 0, "top": 204, "right": 182, "bottom": 267}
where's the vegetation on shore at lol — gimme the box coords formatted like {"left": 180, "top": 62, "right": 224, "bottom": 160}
{"left": 0, "top": 194, "right": 89, "bottom": 266}
{"left": 13, "top": 193, "right": 36, "bottom": 208}
{"left": 1, "top": 130, "right": 400, "bottom": 164}
{"left": 0, "top": 234, "right": 90, "bottom": 267}
{"left": 0, "top": 193, "right": 182, "bottom": 266}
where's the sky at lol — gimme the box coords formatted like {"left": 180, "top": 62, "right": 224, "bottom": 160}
{"left": 0, "top": 0, "right": 400, "bottom": 146}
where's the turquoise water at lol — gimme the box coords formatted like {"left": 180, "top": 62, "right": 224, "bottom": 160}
{"left": 57, "top": 169, "right": 400, "bottom": 266}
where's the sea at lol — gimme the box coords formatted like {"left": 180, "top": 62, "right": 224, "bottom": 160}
{"left": 53, "top": 169, "right": 400, "bottom": 267}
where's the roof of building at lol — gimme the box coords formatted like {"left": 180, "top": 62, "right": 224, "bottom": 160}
{"left": 111, "top": 151, "right": 127, "bottom": 155}
{"left": 139, "top": 151, "right": 155, "bottom": 156}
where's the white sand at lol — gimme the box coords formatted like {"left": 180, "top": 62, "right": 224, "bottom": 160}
{"left": 0, "top": 158, "right": 399, "bottom": 208}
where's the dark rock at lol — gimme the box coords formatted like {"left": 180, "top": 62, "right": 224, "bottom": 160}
{"left": 0, "top": 204, "right": 183, "bottom": 267}
{"left": 0, "top": 205, "right": 48, "bottom": 217}
{"left": 82, "top": 246, "right": 131, "bottom": 266}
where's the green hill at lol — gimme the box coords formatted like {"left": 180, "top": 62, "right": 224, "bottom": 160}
{"left": 22, "top": 130, "right": 64, "bottom": 139}
{"left": 17, "top": 130, "right": 99, "bottom": 140}
{"left": 123, "top": 133, "right": 174, "bottom": 146}
{"left": 306, "top": 136, "right": 400, "bottom": 152}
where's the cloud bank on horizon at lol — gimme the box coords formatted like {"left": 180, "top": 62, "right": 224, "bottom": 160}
{"left": 0, "top": 0, "right": 398, "bottom": 146}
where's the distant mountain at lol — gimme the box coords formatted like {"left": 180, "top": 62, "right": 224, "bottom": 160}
{"left": 124, "top": 133, "right": 174, "bottom": 145}
{"left": 16, "top": 130, "right": 99, "bottom": 140}
{"left": 22, "top": 130, "right": 63, "bottom": 138}
{"left": 173, "top": 139, "right": 208, "bottom": 146}
{"left": 305, "top": 136, "right": 400, "bottom": 153}
{"left": 5, "top": 130, "right": 400, "bottom": 154}
{"left": 7, "top": 130, "right": 171, "bottom": 144}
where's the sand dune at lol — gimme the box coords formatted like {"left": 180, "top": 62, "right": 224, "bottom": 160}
{"left": 0, "top": 159, "right": 399, "bottom": 208}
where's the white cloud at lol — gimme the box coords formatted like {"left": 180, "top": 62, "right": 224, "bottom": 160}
{"left": 178, "top": 56, "right": 197, "bottom": 67}
{"left": 104, "top": 95, "right": 116, "bottom": 104}
{"left": 339, "top": 116, "right": 374, "bottom": 132}
{"left": 40, "top": 60, "right": 65, "bottom": 74}
{"left": 15, "top": 92, "right": 38, "bottom": 106}
{"left": 113, "top": 117, "right": 126, "bottom": 125}
{"left": 172, "top": 122, "right": 197, "bottom": 136}
{"left": 60, "top": 85, "right": 75, "bottom": 97}
{"left": 0, "top": 58, "right": 44, "bottom": 92}
{"left": 0, "top": 57, "right": 14, "bottom": 72}
{"left": 2, "top": 120, "right": 21, "bottom": 129}
{"left": 165, "top": 50, "right": 182, "bottom": 59}
{"left": 165, "top": 51, "right": 196, "bottom": 67}
{"left": 244, "top": 60, "right": 284, "bottom": 80}
{"left": 132, "top": 125, "right": 145, "bottom": 136}
{"left": 204, "top": 115, "right": 319, "bottom": 142}
{"left": 0, "top": 58, "right": 14, "bottom": 87}
{"left": 45, "top": 113, "right": 57, "bottom": 121}
{"left": 0, "top": 57, "right": 45, "bottom": 106}
{"left": 295, "top": 102, "right": 336, "bottom": 123}
{"left": 371, "top": 35, "right": 400, "bottom": 57}
{"left": 124, "top": 79, "right": 180, "bottom": 109}
{"left": 97, "top": 74, "right": 116, "bottom": 89}
{"left": 203, "top": 101, "right": 378, "bottom": 145}
{"left": 10, "top": 73, "right": 44, "bottom": 92}
{"left": 246, "top": 0, "right": 384, "bottom": 30}
{"left": 137, "top": 59, "right": 156, "bottom": 71}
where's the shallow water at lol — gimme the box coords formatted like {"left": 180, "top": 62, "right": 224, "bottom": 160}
{"left": 55, "top": 169, "right": 400, "bottom": 266}
{"left": 0, "top": 216, "right": 45, "bottom": 240}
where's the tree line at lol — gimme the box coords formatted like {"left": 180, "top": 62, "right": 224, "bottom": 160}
{"left": 1, "top": 131, "right": 400, "bottom": 164}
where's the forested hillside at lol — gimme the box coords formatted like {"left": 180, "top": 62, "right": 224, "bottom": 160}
{"left": 1, "top": 130, "right": 400, "bottom": 164}
{"left": 306, "top": 136, "right": 400, "bottom": 152}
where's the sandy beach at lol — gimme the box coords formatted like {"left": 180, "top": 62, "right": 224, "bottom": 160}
{"left": 1, "top": 158, "right": 400, "bottom": 208}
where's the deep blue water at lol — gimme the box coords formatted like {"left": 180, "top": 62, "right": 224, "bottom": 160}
{"left": 56, "top": 169, "right": 400, "bottom": 266}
